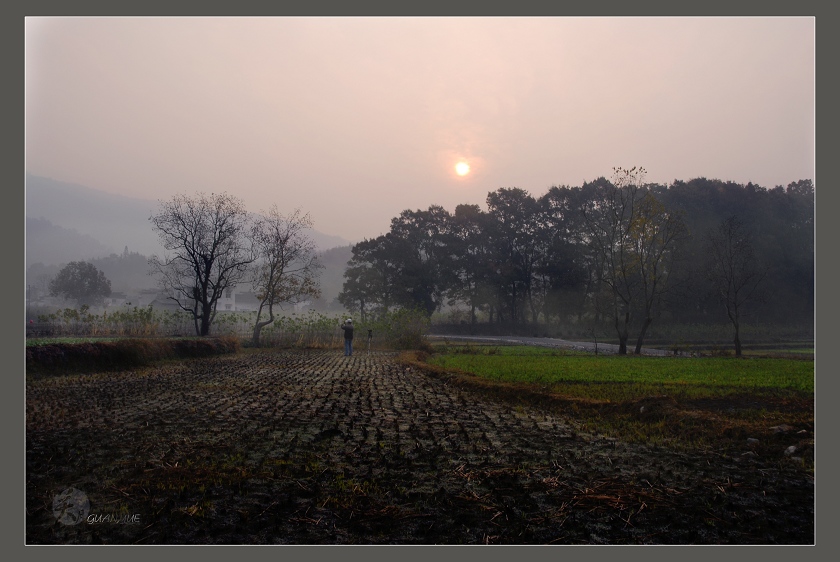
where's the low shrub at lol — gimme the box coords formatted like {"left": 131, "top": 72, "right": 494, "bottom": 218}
{"left": 26, "top": 336, "right": 241, "bottom": 376}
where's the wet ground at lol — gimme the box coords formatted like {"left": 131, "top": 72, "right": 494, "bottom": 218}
{"left": 26, "top": 349, "right": 814, "bottom": 544}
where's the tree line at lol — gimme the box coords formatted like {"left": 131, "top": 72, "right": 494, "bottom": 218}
{"left": 339, "top": 169, "right": 814, "bottom": 355}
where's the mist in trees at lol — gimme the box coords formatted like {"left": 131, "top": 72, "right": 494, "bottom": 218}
{"left": 90, "top": 247, "right": 160, "bottom": 292}
{"left": 49, "top": 261, "right": 112, "bottom": 307}
{"left": 341, "top": 174, "right": 813, "bottom": 353}
{"left": 249, "top": 207, "right": 323, "bottom": 346}
{"left": 581, "top": 168, "right": 688, "bottom": 354}
{"left": 148, "top": 193, "right": 323, "bottom": 338}
{"left": 705, "top": 216, "right": 768, "bottom": 357}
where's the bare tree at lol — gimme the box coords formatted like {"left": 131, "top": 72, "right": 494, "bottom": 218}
{"left": 582, "top": 167, "right": 687, "bottom": 354}
{"left": 249, "top": 207, "right": 322, "bottom": 346}
{"left": 149, "top": 192, "right": 255, "bottom": 336}
{"left": 582, "top": 168, "right": 643, "bottom": 354}
{"left": 628, "top": 191, "right": 688, "bottom": 353}
{"left": 706, "top": 216, "right": 767, "bottom": 356}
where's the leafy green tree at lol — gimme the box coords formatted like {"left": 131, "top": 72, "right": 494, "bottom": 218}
{"left": 387, "top": 205, "right": 455, "bottom": 317}
{"left": 48, "top": 261, "right": 112, "bottom": 306}
{"left": 341, "top": 206, "right": 456, "bottom": 320}
{"left": 338, "top": 262, "right": 381, "bottom": 323}
{"left": 339, "top": 235, "right": 398, "bottom": 321}
{"left": 485, "top": 188, "right": 541, "bottom": 325}
{"left": 538, "top": 186, "right": 589, "bottom": 325}
{"left": 448, "top": 204, "right": 494, "bottom": 331}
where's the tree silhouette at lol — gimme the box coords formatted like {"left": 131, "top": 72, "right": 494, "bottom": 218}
{"left": 249, "top": 207, "right": 322, "bottom": 346}
{"left": 706, "top": 216, "right": 767, "bottom": 356}
{"left": 49, "top": 261, "right": 112, "bottom": 307}
{"left": 149, "top": 192, "right": 255, "bottom": 336}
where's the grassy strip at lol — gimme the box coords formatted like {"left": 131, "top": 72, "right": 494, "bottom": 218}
{"left": 25, "top": 336, "right": 241, "bottom": 376}
{"left": 427, "top": 345, "right": 813, "bottom": 401}
{"left": 406, "top": 346, "right": 814, "bottom": 458}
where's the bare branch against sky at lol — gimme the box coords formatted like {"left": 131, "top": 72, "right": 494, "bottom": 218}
{"left": 25, "top": 16, "right": 815, "bottom": 242}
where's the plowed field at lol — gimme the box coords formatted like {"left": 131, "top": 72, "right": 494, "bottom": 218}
{"left": 26, "top": 349, "right": 814, "bottom": 544}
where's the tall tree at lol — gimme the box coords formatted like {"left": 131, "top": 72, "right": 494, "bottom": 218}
{"left": 706, "top": 216, "right": 767, "bottom": 356}
{"left": 538, "top": 186, "right": 589, "bottom": 325}
{"left": 250, "top": 207, "right": 322, "bottom": 346}
{"left": 626, "top": 190, "right": 688, "bottom": 353}
{"left": 149, "top": 192, "right": 255, "bottom": 336}
{"left": 339, "top": 235, "right": 398, "bottom": 321}
{"left": 581, "top": 169, "right": 640, "bottom": 354}
{"left": 387, "top": 206, "right": 454, "bottom": 316}
{"left": 449, "top": 204, "right": 493, "bottom": 331}
{"left": 582, "top": 167, "right": 687, "bottom": 354}
{"left": 485, "top": 188, "right": 541, "bottom": 325}
{"left": 48, "top": 261, "right": 112, "bottom": 307}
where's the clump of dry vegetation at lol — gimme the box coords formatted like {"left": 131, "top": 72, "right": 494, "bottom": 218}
{"left": 26, "top": 336, "right": 241, "bottom": 376}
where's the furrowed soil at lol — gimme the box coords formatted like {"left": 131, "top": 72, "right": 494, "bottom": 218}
{"left": 26, "top": 349, "right": 814, "bottom": 545}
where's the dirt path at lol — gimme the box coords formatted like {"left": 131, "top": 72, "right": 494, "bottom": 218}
{"left": 26, "top": 350, "right": 813, "bottom": 544}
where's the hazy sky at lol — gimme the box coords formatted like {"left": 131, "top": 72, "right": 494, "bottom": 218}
{"left": 25, "top": 16, "right": 815, "bottom": 242}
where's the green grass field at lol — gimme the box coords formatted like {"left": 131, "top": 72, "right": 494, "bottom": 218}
{"left": 428, "top": 344, "right": 814, "bottom": 402}
{"left": 420, "top": 344, "right": 815, "bottom": 451}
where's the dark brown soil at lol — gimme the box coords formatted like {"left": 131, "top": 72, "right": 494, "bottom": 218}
{"left": 26, "top": 349, "right": 814, "bottom": 544}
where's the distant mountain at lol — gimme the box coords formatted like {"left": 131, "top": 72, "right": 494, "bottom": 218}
{"left": 312, "top": 244, "right": 353, "bottom": 311}
{"left": 25, "top": 173, "right": 353, "bottom": 266}
{"left": 26, "top": 217, "right": 115, "bottom": 269}
{"left": 26, "top": 174, "right": 164, "bottom": 260}
{"left": 309, "top": 230, "right": 353, "bottom": 252}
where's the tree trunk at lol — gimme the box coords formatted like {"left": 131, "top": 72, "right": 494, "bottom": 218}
{"left": 199, "top": 302, "right": 212, "bottom": 336}
{"left": 727, "top": 305, "right": 742, "bottom": 357}
{"left": 251, "top": 302, "right": 275, "bottom": 347}
{"left": 200, "top": 316, "right": 211, "bottom": 336}
{"left": 528, "top": 286, "right": 539, "bottom": 326}
{"left": 252, "top": 319, "right": 273, "bottom": 347}
{"left": 634, "top": 316, "right": 653, "bottom": 354}
{"left": 615, "top": 311, "right": 630, "bottom": 355}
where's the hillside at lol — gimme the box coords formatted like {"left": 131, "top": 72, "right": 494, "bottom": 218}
{"left": 25, "top": 173, "right": 353, "bottom": 266}
{"left": 25, "top": 217, "right": 115, "bottom": 269}
{"left": 312, "top": 245, "right": 353, "bottom": 312}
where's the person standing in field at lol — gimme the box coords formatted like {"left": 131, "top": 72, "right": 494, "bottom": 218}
{"left": 340, "top": 318, "right": 354, "bottom": 356}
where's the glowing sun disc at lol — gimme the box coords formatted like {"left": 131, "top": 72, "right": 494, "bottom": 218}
{"left": 455, "top": 162, "right": 470, "bottom": 176}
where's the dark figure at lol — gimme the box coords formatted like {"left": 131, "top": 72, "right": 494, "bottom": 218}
{"left": 340, "top": 318, "right": 354, "bottom": 356}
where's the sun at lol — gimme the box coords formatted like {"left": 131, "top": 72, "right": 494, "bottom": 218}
{"left": 455, "top": 161, "right": 471, "bottom": 176}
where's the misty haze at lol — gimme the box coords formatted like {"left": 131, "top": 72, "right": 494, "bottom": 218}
{"left": 25, "top": 16, "right": 815, "bottom": 546}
